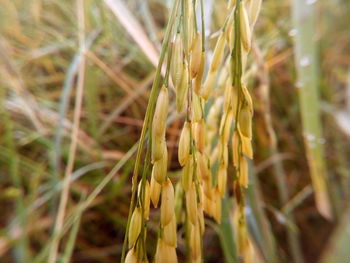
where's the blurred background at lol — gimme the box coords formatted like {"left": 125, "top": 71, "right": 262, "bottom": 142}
{"left": 0, "top": 0, "right": 350, "bottom": 262}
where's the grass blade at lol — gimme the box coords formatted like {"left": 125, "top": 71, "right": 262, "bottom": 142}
{"left": 291, "top": 0, "right": 333, "bottom": 219}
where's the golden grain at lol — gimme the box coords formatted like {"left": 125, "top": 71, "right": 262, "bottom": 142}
{"left": 128, "top": 207, "right": 142, "bottom": 248}
{"left": 178, "top": 121, "right": 191, "bottom": 166}
{"left": 161, "top": 178, "right": 175, "bottom": 226}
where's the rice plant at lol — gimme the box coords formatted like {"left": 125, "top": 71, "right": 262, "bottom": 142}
{"left": 0, "top": 0, "right": 350, "bottom": 262}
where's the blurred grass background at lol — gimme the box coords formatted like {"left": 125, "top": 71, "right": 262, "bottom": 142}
{"left": 0, "top": 0, "right": 350, "bottom": 262}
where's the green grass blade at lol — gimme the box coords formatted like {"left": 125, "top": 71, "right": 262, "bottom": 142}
{"left": 291, "top": 0, "right": 333, "bottom": 219}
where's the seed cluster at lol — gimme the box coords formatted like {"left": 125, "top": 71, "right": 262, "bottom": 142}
{"left": 124, "top": 0, "right": 262, "bottom": 262}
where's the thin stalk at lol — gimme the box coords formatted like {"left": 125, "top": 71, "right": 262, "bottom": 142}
{"left": 120, "top": 0, "right": 180, "bottom": 261}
